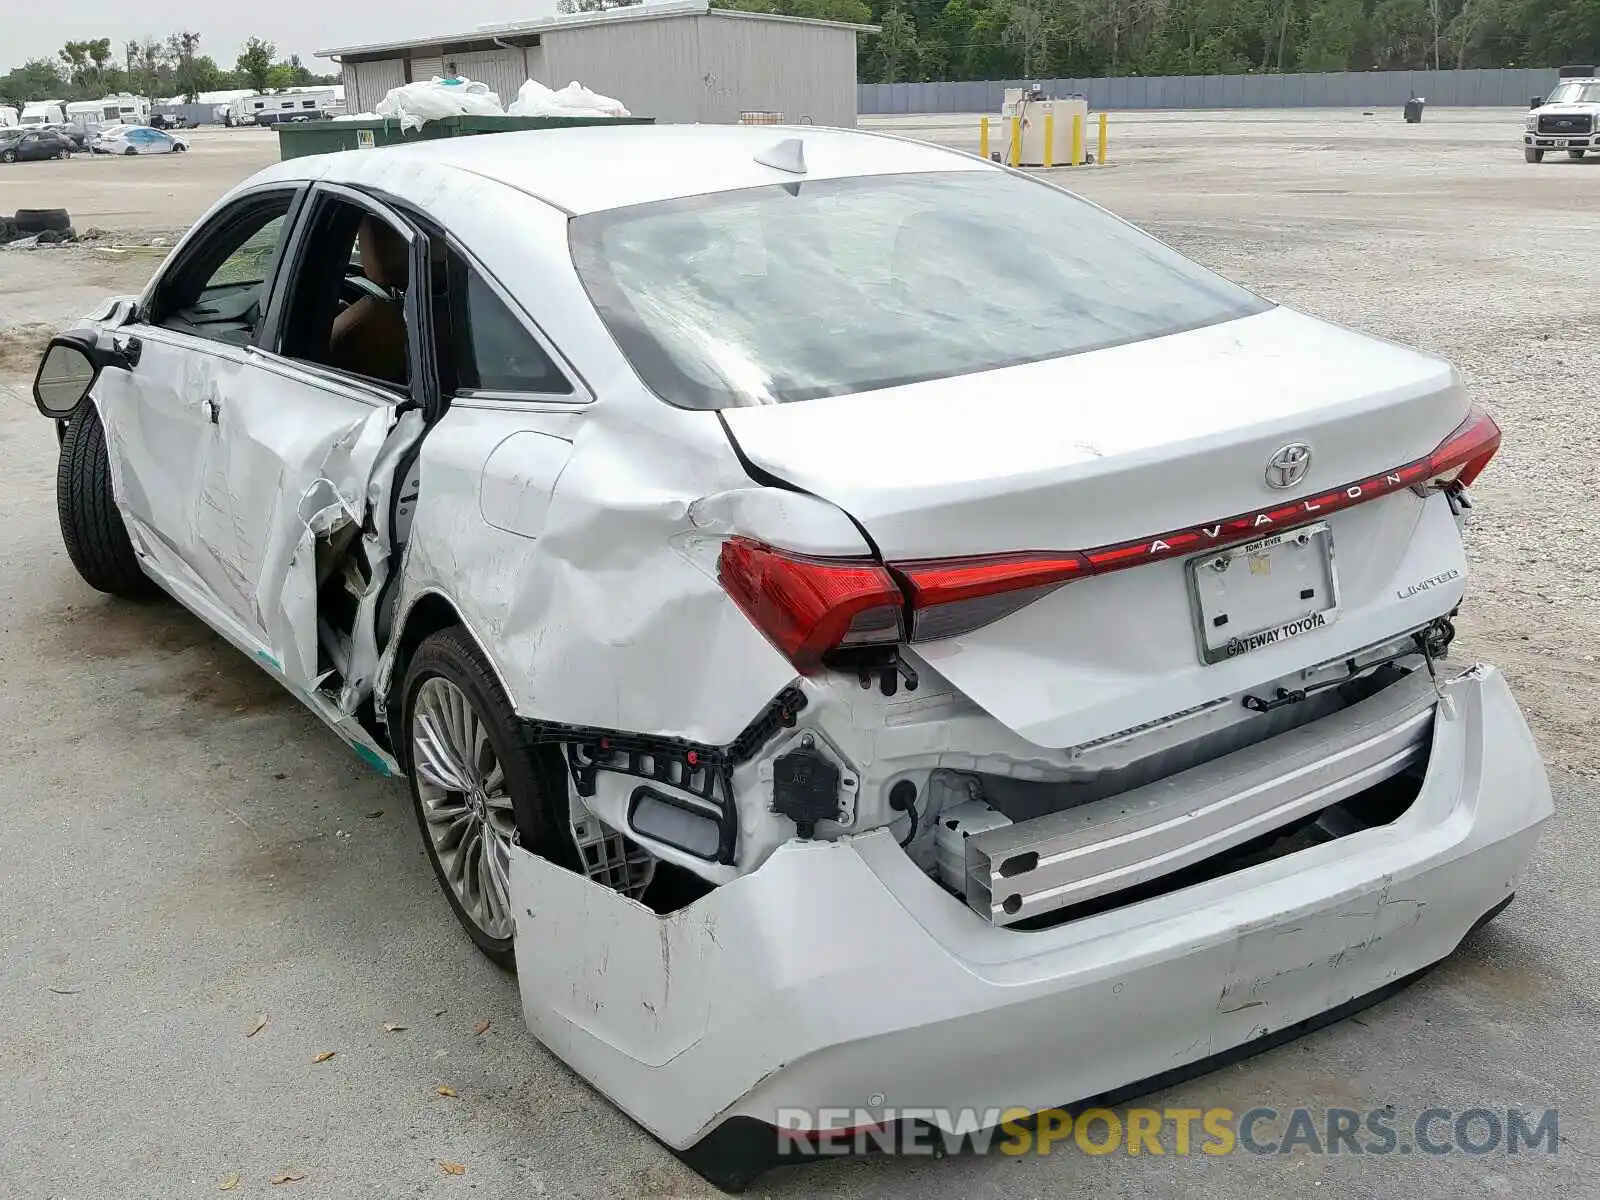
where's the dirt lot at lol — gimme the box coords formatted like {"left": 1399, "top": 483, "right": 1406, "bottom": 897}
{"left": 0, "top": 110, "right": 1595, "bottom": 1198}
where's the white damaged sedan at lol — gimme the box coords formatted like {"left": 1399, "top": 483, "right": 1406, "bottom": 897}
{"left": 32, "top": 124, "right": 1551, "bottom": 1188}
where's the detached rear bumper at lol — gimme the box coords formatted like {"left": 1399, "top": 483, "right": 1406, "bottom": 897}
{"left": 509, "top": 664, "right": 1550, "bottom": 1177}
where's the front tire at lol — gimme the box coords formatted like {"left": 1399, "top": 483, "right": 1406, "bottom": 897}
{"left": 402, "top": 628, "right": 577, "bottom": 968}
{"left": 56, "top": 406, "right": 155, "bottom": 597}
{"left": 1525, "top": 147, "right": 1544, "bottom": 163}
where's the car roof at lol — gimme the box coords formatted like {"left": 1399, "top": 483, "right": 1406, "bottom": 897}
{"left": 251, "top": 123, "right": 988, "bottom": 215}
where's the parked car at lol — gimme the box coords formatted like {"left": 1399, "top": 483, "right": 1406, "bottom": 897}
{"left": 40, "top": 123, "right": 89, "bottom": 150}
{"left": 0, "top": 129, "right": 74, "bottom": 162}
{"left": 91, "top": 125, "right": 187, "bottom": 156}
{"left": 27, "top": 125, "right": 1552, "bottom": 1191}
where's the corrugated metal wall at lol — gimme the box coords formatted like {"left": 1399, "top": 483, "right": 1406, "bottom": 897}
{"left": 345, "top": 59, "right": 406, "bottom": 114}
{"left": 441, "top": 48, "right": 530, "bottom": 107}
{"left": 541, "top": 13, "right": 858, "bottom": 124}
{"left": 409, "top": 54, "right": 444, "bottom": 83}
{"left": 696, "top": 14, "right": 857, "bottom": 126}
{"left": 541, "top": 16, "right": 705, "bottom": 121}
{"left": 858, "top": 68, "right": 1563, "bottom": 114}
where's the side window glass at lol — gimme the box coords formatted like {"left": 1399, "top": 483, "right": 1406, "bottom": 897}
{"left": 203, "top": 215, "right": 287, "bottom": 292}
{"left": 155, "top": 201, "right": 292, "bottom": 347}
{"left": 278, "top": 196, "right": 412, "bottom": 394}
{"left": 456, "top": 266, "right": 571, "bottom": 395}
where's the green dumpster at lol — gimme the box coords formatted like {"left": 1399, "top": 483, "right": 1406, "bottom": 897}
{"left": 277, "top": 114, "right": 655, "bottom": 160}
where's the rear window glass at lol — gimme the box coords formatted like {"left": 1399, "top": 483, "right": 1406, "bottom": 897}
{"left": 569, "top": 169, "right": 1269, "bottom": 410}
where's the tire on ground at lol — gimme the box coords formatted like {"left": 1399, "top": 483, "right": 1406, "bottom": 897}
{"left": 13, "top": 208, "right": 72, "bottom": 234}
{"left": 1525, "top": 147, "right": 1544, "bottom": 163}
{"left": 401, "top": 627, "right": 579, "bottom": 968}
{"left": 56, "top": 405, "right": 155, "bottom": 597}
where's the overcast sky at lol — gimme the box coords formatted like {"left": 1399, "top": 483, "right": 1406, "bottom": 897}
{"left": 9, "top": 1, "right": 560, "bottom": 74}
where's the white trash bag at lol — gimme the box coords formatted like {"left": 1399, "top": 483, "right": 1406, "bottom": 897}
{"left": 508, "top": 78, "right": 629, "bottom": 118}
{"left": 375, "top": 77, "right": 505, "bottom": 131}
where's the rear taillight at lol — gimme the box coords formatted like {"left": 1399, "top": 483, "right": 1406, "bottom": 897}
{"left": 720, "top": 407, "right": 1502, "bottom": 669}
{"left": 1419, "top": 405, "right": 1501, "bottom": 489}
{"left": 896, "top": 553, "right": 1089, "bottom": 641}
{"left": 718, "top": 537, "right": 903, "bottom": 673}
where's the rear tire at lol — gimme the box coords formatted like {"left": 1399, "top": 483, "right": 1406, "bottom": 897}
{"left": 401, "top": 627, "right": 578, "bottom": 968}
{"left": 124, "top": 147, "right": 137, "bottom": 156}
{"left": 56, "top": 406, "right": 156, "bottom": 597}
{"left": 1569, "top": 148, "right": 1587, "bottom": 159}
{"left": 1525, "top": 147, "right": 1544, "bottom": 163}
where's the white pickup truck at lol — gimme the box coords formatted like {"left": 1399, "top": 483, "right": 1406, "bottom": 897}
{"left": 1525, "top": 72, "right": 1600, "bottom": 162}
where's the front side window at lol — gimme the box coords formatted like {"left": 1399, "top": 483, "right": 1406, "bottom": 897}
{"left": 153, "top": 196, "right": 294, "bottom": 346}
{"left": 571, "top": 170, "right": 1270, "bottom": 409}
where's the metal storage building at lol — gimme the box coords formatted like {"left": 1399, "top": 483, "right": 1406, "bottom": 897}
{"left": 319, "top": 0, "right": 874, "bottom": 128}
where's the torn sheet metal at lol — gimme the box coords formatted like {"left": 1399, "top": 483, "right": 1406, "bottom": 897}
{"left": 510, "top": 666, "right": 1551, "bottom": 1157}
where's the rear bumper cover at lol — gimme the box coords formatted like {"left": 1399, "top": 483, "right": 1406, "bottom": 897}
{"left": 509, "top": 664, "right": 1550, "bottom": 1159}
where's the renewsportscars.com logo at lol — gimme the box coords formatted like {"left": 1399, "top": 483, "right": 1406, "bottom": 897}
{"left": 774, "top": 1105, "right": 1561, "bottom": 1158}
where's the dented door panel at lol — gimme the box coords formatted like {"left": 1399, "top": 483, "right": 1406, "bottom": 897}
{"left": 92, "top": 330, "right": 228, "bottom": 602}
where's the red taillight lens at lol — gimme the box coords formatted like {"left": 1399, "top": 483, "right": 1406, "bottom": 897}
{"left": 720, "top": 406, "right": 1503, "bottom": 662}
{"left": 1421, "top": 405, "right": 1501, "bottom": 489}
{"left": 718, "top": 536, "right": 904, "bottom": 673}
{"left": 896, "top": 553, "right": 1090, "bottom": 640}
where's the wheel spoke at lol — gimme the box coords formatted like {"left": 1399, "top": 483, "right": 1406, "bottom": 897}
{"left": 413, "top": 713, "right": 473, "bottom": 793}
{"left": 481, "top": 761, "right": 506, "bottom": 797}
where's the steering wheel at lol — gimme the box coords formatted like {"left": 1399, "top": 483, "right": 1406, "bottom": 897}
{"left": 340, "top": 274, "right": 391, "bottom": 306}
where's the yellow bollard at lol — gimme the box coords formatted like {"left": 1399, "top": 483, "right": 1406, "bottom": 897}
{"left": 1098, "top": 111, "right": 1108, "bottom": 164}
{"left": 1071, "top": 115, "right": 1084, "bottom": 167}
{"left": 980, "top": 116, "right": 990, "bottom": 160}
{"left": 1042, "top": 111, "right": 1054, "bottom": 168}
{"left": 1009, "top": 114, "right": 1021, "bottom": 167}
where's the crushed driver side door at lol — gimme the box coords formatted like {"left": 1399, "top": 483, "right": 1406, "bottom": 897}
{"left": 192, "top": 182, "right": 436, "bottom": 720}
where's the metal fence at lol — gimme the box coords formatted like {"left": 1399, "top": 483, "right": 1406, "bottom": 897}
{"left": 858, "top": 68, "right": 1563, "bottom": 114}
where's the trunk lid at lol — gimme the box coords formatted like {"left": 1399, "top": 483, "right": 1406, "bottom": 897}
{"left": 719, "top": 306, "right": 1474, "bottom": 748}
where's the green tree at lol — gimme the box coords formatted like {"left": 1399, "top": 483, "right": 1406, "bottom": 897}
{"left": 0, "top": 59, "right": 68, "bottom": 107}
{"left": 236, "top": 36, "right": 275, "bottom": 93}
{"left": 167, "top": 31, "right": 203, "bottom": 101}
{"left": 133, "top": 38, "right": 167, "bottom": 105}
{"left": 877, "top": 2, "right": 921, "bottom": 80}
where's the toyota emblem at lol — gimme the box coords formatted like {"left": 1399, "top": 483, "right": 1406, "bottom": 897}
{"left": 1265, "top": 443, "right": 1312, "bottom": 489}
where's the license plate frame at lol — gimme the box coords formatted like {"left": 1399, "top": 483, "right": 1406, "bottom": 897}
{"left": 1186, "top": 522, "right": 1340, "bottom": 665}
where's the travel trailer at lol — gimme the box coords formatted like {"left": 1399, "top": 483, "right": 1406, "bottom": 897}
{"left": 65, "top": 95, "right": 150, "bottom": 133}
{"left": 228, "top": 87, "right": 340, "bottom": 126}
{"left": 19, "top": 101, "right": 67, "bottom": 126}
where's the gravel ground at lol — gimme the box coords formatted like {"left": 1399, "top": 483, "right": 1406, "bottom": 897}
{"left": 0, "top": 108, "right": 1595, "bottom": 1199}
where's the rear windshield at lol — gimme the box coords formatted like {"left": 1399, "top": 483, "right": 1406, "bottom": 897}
{"left": 569, "top": 169, "right": 1269, "bottom": 409}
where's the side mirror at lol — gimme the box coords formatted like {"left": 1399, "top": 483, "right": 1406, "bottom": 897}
{"left": 1531, "top": 97, "right": 1544, "bottom": 109}
{"left": 32, "top": 332, "right": 102, "bottom": 419}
